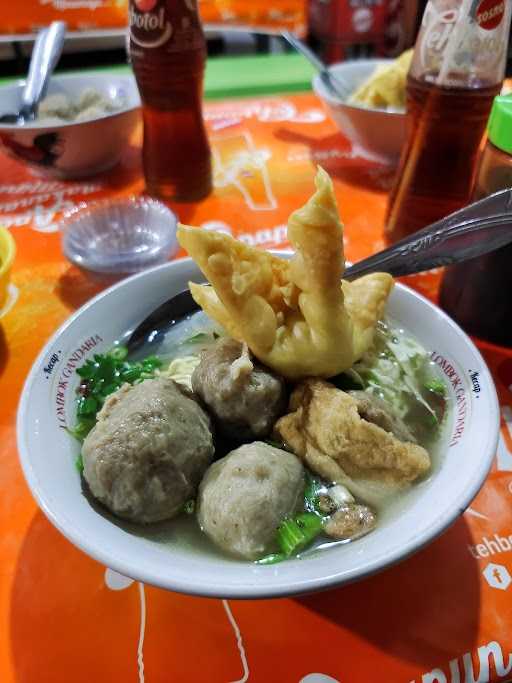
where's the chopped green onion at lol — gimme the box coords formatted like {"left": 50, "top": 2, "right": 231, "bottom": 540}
{"left": 304, "top": 474, "right": 320, "bottom": 513}
{"left": 75, "top": 454, "right": 84, "bottom": 473}
{"left": 120, "top": 367, "right": 142, "bottom": 383}
{"left": 102, "top": 383, "right": 119, "bottom": 396}
{"left": 183, "top": 500, "right": 195, "bottom": 515}
{"left": 185, "top": 332, "right": 213, "bottom": 344}
{"left": 77, "top": 396, "right": 98, "bottom": 416}
{"left": 95, "top": 356, "right": 116, "bottom": 383}
{"left": 256, "top": 553, "right": 287, "bottom": 565}
{"left": 66, "top": 417, "right": 95, "bottom": 442}
{"left": 303, "top": 473, "right": 329, "bottom": 515}
{"left": 424, "top": 378, "right": 446, "bottom": 397}
{"left": 76, "top": 362, "right": 96, "bottom": 379}
{"left": 425, "top": 412, "right": 439, "bottom": 427}
{"left": 108, "top": 345, "right": 128, "bottom": 361}
{"left": 277, "top": 512, "right": 324, "bottom": 557}
{"left": 142, "top": 355, "right": 162, "bottom": 368}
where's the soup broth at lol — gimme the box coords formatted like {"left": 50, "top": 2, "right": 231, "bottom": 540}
{"left": 76, "top": 311, "right": 451, "bottom": 563}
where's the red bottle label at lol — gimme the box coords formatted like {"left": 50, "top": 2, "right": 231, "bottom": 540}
{"left": 134, "top": 0, "right": 158, "bottom": 10}
{"left": 129, "top": 0, "right": 203, "bottom": 51}
{"left": 475, "top": 0, "right": 505, "bottom": 31}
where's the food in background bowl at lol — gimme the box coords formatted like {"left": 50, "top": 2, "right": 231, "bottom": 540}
{"left": 70, "top": 169, "right": 447, "bottom": 565}
{"left": 0, "top": 73, "right": 140, "bottom": 178}
{"left": 348, "top": 49, "right": 413, "bottom": 111}
{"left": 312, "top": 58, "right": 408, "bottom": 162}
{"left": 37, "top": 87, "right": 127, "bottom": 124}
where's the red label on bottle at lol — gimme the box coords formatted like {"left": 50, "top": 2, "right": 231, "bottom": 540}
{"left": 135, "top": 0, "right": 158, "bottom": 10}
{"left": 129, "top": 0, "right": 203, "bottom": 52}
{"left": 130, "top": 1, "right": 172, "bottom": 49}
{"left": 475, "top": 0, "right": 505, "bottom": 31}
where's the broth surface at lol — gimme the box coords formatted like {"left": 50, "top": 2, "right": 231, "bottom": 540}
{"left": 92, "top": 311, "right": 452, "bottom": 562}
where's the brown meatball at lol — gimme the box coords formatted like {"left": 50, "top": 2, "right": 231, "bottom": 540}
{"left": 197, "top": 442, "right": 305, "bottom": 559}
{"left": 82, "top": 377, "right": 214, "bottom": 523}
{"left": 192, "top": 338, "right": 286, "bottom": 439}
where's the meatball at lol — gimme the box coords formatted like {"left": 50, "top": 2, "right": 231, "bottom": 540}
{"left": 82, "top": 377, "right": 214, "bottom": 523}
{"left": 192, "top": 338, "right": 286, "bottom": 439}
{"left": 197, "top": 442, "right": 304, "bottom": 560}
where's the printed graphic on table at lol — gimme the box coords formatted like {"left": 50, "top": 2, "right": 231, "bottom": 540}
{"left": 0, "top": 0, "right": 128, "bottom": 34}
{"left": 2, "top": 92, "right": 512, "bottom": 683}
{"left": 212, "top": 131, "right": 277, "bottom": 211}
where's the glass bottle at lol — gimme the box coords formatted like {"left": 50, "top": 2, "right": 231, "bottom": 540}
{"left": 385, "top": 0, "right": 512, "bottom": 243}
{"left": 440, "top": 94, "right": 512, "bottom": 346}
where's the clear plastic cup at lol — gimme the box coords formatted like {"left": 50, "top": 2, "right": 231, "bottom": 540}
{"left": 60, "top": 196, "right": 179, "bottom": 274}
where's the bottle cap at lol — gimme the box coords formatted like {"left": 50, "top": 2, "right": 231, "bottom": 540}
{"left": 488, "top": 95, "right": 512, "bottom": 155}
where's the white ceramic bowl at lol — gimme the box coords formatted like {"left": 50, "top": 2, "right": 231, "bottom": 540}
{"left": 0, "top": 73, "right": 140, "bottom": 178}
{"left": 313, "top": 59, "right": 406, "bottom": 163}
{"left": 17, "top": 256, "right": 499, "bottom": 599}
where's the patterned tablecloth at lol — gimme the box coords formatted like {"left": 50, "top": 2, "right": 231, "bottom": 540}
{"left": 2, "top": 92, "right": 512, "bottom": 683}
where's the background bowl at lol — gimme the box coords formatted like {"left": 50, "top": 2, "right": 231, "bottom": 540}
{"left": 0, "top": 227, "right": 16, "bottom": 311}
{"left": 0, "top": 73, "right": 140, "bottom": 179}
{"left": 17, "top": 257, "right": 499, "bottom": 599}
{"left": 313, "top": 59, "right": 406, "bottom": 163}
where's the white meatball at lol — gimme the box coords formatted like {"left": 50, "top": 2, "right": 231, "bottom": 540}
{"left": 82, "top": 377, "right": 214, "bottom": 523}
{"left": 197, "top": 442, "right": 304, "bottom": 559}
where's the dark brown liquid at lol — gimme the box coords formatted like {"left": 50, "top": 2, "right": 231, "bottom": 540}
{"left": 439, "top": 243, "right": 512, "bottom": 346}
{"left": 139, "top": 59, "right": 212, "bottom": 202}
{"left": 141, "top": 104, "right": 211, "bottom": 202}
{"left": 385, "top": 76, "right": 500, "bottom": 243}
{"left": 439, "top": 143, "right": 512, "bottom": 346}
{"left": 130, "top": 1, "right": 212, "bottom": 202}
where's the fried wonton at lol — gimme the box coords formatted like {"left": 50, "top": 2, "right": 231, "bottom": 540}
{"left": 177, "top": 167, "right": 393, "bottom": 379}
{"left": 274, "top": 379, "right": 431, "bottom": 504}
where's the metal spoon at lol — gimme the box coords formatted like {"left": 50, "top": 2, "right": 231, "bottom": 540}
{"left": 0, "top": 21, "right": 66, "bottom": 125}
{"left": 126, "top": 188, "right": 512, "bottom": 353}
{"left": 281, "top": 30, "right": 351, "bottom": 101}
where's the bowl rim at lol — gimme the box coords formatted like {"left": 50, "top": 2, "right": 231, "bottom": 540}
{"left": 0, "top": 72, "right": 141, "bottom": 131}
{"left": 0, "top": 226, "right": 16, "bottom": 278}
{"left": 312, "top": 57, "right": 406, "bottom": 117}
{"left": 16, "top": 257, "right": 500, "bottom": 598}
{"left": 59, "top": 195, "right": 178, "bottom": 227}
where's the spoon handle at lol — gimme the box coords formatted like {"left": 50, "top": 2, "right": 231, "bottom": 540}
{"left": 281, "top": 30, "right": 349, "bottom": 99}
{"left": 21, "top": 21, "right": 66, "bottom": 119}
{"left": 344, "top": 188, "right": 512, "bottom": 280}
{"left": 281, "top": 30, "right": 324, "bottom": 71}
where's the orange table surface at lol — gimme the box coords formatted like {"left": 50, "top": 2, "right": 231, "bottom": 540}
{"left": 2, "top": 92, "right": 512, "bottom": 683}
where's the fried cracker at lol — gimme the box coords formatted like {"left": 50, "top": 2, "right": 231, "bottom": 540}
{"left": 178, "top": 168, "right": 393, "bottom": 379}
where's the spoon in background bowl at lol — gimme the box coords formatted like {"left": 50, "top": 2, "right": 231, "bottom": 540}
{"left": 126, "top": 187, "right": 512, "bottom": 354}
{"left": 0, "top": 21, "right": 66, "bottom": 125}
{"left": 281, "top": 30, "right": 351, "bottom": 101}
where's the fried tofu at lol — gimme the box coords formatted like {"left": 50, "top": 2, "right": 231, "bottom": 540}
{"left": 274, "top": 379, "right": 431, "bottom": 504}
